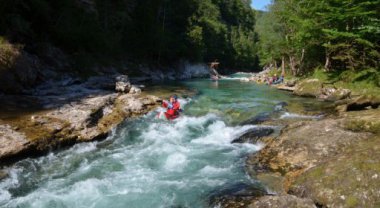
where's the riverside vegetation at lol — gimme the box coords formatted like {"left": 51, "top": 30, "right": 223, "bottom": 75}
{"left": 0, "top": 0, "right": 380, "bottom": 208}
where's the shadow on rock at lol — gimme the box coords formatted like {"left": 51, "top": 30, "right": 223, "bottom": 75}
{"left": 208, "top": 182, "right": 268, "bottom": 208}
{"left": 232, "top": 127, "right": 274, "bottom": 144}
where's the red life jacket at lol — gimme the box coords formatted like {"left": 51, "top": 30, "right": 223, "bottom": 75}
{"left": 162, "top": 101, "right": 181, "bottom": 120}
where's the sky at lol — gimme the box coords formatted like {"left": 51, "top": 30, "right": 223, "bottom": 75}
{"left": 250, "top": 0, "right": 271, "bottom": 11}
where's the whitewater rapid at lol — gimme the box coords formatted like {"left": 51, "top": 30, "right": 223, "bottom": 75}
{"left": 0, "top": 77, "right": 328, "bottom": 208}
{"left": 0, "top": 103, "right": 264, "bottom": 207}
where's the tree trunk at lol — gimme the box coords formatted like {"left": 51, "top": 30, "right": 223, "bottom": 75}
{"left": 281, "top": 56, "right": 285, "bottom": 76}
{"left": 324, "top": 54, "right": 331, "bottom": 71}
{"left": 297, "top": 48, "right": 305, "bottom": 75}
{"left": 289, "top": 56, "right": 297, "bottom": 76}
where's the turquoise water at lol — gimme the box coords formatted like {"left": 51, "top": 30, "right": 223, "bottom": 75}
{"left": 0, "top": 77, "right": 325, "bottom": 208}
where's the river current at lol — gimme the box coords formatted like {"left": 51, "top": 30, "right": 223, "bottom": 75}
{"left": 0, "top": 74, "right": 325, "bottom": 208}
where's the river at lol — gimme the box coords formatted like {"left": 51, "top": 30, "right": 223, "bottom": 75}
{"left": 0, "top": 74, "right": 326, "bottom": 208}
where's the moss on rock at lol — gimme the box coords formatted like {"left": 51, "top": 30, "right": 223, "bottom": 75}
{"left": 290, "top": 136, "right": 380, "bottom": 208}
{"left": 293, "top": 79, "right": 323, "bottom": 98}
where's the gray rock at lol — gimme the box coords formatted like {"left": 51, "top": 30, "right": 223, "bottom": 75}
{"left": 320, "top": 87, "right": 351, "bottom": 101}
{"left": 0, "top": 125, "right": 30, "bottom": 159}
{"left": 115, "top": 75, "right": 131, "bottom": 93}
{"left": 129, "top": 85, "right": 142, "bottom": 94}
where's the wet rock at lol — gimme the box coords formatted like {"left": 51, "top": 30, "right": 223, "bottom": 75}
{"left": 232, "top": 127, "right": 274, "bottom": 143}
{"left": 240, "top": 112, "right": 272, "bottom": 125}
{"left": 274, "top": 102, "right": 288, "bottom": 112}
{"left": 209, "top": 183, "right": 267, "bottom": 208}
{"left": 293, "top": 79, "right": 323, "bottom": 98}
{"left": 115, "top": 75, "right": 131, "bottom": 93}
{"left": 290, "top": 135, "right": 380, "bottom": 208}
{"left": 248, "top": 195, "right": 317, "bottom": 208}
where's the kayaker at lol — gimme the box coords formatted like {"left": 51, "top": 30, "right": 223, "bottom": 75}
{"left": 162, "top": 95, "right": 181, "bottom": 120}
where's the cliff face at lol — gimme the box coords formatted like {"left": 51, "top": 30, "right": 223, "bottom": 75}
{"left": 0, "top": 40, "right": 71, "bottom": 94}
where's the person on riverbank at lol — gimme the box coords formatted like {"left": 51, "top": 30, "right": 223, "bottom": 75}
{"left": 160, "top": 95, "right": 181, "bottom": 120}
{"left": 209, "top": 59, "right": 221, "bottom": 80}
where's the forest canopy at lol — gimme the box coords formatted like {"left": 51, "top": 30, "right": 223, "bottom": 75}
{"left": 255, "top": 0, "right": 380, "bottom": 76}
{"left": 0, "top": 0, "right": 258, "bottom": 70}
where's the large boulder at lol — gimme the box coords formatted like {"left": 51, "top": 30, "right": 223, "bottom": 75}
{"left": 293, "top": 79, "right": 323, "bottom": 98}
{"left": 246, "top": 119, "right": 370, "bottom": 186}
{"left": 290, "top": 135, "right": 380, "bottom": 208}
{"left": 115, "top": 75, "right": 131, "bottom": 93}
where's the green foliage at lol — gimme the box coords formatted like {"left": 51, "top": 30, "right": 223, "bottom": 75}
{"left": 0, "top": 0, "right": 259, "bottom": 70}
{"left": 256, "top": 0, "right": 380, "bottom": 76}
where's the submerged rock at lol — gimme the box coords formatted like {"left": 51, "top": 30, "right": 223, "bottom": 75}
{"left": 240, "top": 112, "right": 272, "bottom": 125}
{"left": 232, "top": 127, "right": 274, "bottom": 144}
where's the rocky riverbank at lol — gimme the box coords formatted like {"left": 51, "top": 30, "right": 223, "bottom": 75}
{"left": 219, "top": 78, "right": 380, "bottom": 208}
{"left": 0, "top": 75, "right": 164, "bottom": 167}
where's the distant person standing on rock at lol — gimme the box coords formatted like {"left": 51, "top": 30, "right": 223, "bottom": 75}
{"left": 209, "top": 59, "right": 221, "bottom": 80}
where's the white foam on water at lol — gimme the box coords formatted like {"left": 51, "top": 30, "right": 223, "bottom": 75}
{"left": 280, "top": 112, "right": 323, "bottom": 120}
{"left": 164, "top": 153, "right": 188, "bottom": 171}
{"left": 1, "top": 105, "right": 264, "bottom": 208}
